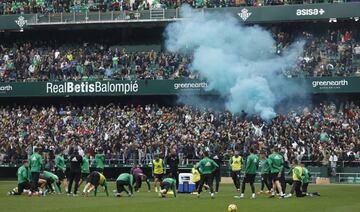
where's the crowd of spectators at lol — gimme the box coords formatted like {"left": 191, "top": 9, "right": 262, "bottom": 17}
{"left": 1, "top": 27, "right": 359, "bottom": 81}
{"left": 1, "top": 0, "right": 355, "bottom": 15}
{"left": 273, "top": 28, "right": 360, "bottom": 77}
{"left": 0, "top": 43, "right": 195, "bottom": 81}
{"left": 0, "top": 101, "right": 359, "bottom": 168}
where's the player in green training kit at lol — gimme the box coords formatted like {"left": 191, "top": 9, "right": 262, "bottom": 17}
{"left": 55, "top": 149, "right": 67, "bottom": 193}
{"left": 258, "top": 150, "right": 272, "bottom": 194}
{"left": 29, "top": 147, "right": 43, "bottom": 195}
{"left": 40, "top": 171, "right": 61, "bottom": 194}
{"left": 301, "top": 165, "right": 310, "bottom": 195}
{"left": 301, "top": 165, "right": 320, "bottom": 197}
{"left": 79, "top": 152, "right": 90, "bottom": 187}
{"left": 268, "top": 147, "right": 285, "bottom": 198}
{"left": 95, "top": 149, "right": 105, "bottom": 173}
{"left": 159, "top": 178, "right": 176, "bottom": 198}
{"left": 196, "top": 151, "right": 219, "bottom": 199}
{"left": 115, "top": 173, "right": 134, "bottom": 197}
{"left": 8, "top": 160, "right": 30, "bottom": 195}
{"left": 240, "top": 147, "right": 259, "bottom": 199}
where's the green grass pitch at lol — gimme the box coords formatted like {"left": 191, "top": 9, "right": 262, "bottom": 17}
{"left": 1, "top": 181, "right": 360, "bottom": 212}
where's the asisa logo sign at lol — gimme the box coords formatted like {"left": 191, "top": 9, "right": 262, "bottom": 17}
{"left": 296, "top": 8, "right": 325, "bottom": 16}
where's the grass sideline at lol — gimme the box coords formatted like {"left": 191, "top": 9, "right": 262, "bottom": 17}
{"left": 1, "top": 181, "right": 360, "bottom": 212}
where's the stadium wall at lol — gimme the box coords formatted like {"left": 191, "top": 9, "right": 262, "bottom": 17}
{"left": 0, "top": 77, "right": 358, "bottom": 97}
{"left": 2, "top": 3, "right": 360, "bottom": 31}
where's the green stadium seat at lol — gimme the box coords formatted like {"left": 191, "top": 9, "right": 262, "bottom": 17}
{"left": 355, "top": 177, "right": 360, "bottom": 184}
{"left": 347, "top": 176, "right": 355, "bottom": 183}
{"left": 130, "top": 74, "right": 137, "bottom": 80}
{"left": 80, "top": 5, "right": 89, "bottom": 13}
{"left": 47, "top": 5, "right": 55, "bottom": 13}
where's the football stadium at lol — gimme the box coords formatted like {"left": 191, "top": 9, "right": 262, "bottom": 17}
{"left": 1, "top": 1, "right": 360, "bottom": 212}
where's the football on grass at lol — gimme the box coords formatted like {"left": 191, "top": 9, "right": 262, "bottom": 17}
{"left": 228, "top": 204, "right": 237, "bottom": 212}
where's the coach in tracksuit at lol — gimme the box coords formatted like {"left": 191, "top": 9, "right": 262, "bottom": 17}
{"left": 166, "top": 149, "right": 180, "bottom": 187}
{"left": 212, "top": 152, "right": 222, "bottom": 193}
{"left": 67, "top": 148, "right": 83, "bottom": 195}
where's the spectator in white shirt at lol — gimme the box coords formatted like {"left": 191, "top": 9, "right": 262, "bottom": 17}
{"left": 329, "top": 153, "right": 338, "bottom": 176}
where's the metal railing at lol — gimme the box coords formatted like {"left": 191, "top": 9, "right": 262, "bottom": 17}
{"left": 27, "top": 9, "right": 181, "bottom": 25}
{"left": 337, "top": 173, "right": 360, "bottom": 183}
{"left": 2, "top": 1, "right": 360, "bottom": 16}
{"left": 2, "top": 156, "right": 360, "bottom": 167}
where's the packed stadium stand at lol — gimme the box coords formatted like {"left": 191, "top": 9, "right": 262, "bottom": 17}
{"left": 0, "top": 2, "right": 360, "bottom": 184}
{"left": 1, "top": 102, "right": 360, "bottom": 167}
{"left": 1, "top": 23, "right": 360, "bottom": 82}
{"left": 2, "top": 0, "right": 356, "bottom": 15}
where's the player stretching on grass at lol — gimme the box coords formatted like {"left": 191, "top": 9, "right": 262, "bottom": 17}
{"left": 8, "top": 160, "right": 30, "bottom": 195}
{"left": 115, "top": 173, "right": 134, "bottom": 197}
{"left": 83, "top": 171, "right": 109, "bottom": 196}
{"left": 79, "top": 152, "right": 90, "bottom": 187}
{"left": 196, "top": 151, "right": 218, "bottom": 199}
{"left": 301, "top": 166, "right": 320, "bottom": 197}
{"left": 159, "top": 178, "right": 177, "bottom": 198}
{"left": 55, "top": 149, "right": 68, "bottom": 193}
{"left": 285, "top": 161, "right": 320, "bottom": 198}
{"left": 40, "top": 171, "right": 61, "bottom": 194}
{"left": 131, "top": 165, "right": 151, "bottom": 192}
{"left": 288, "top": 160, "right": 306, "bottom": 197}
